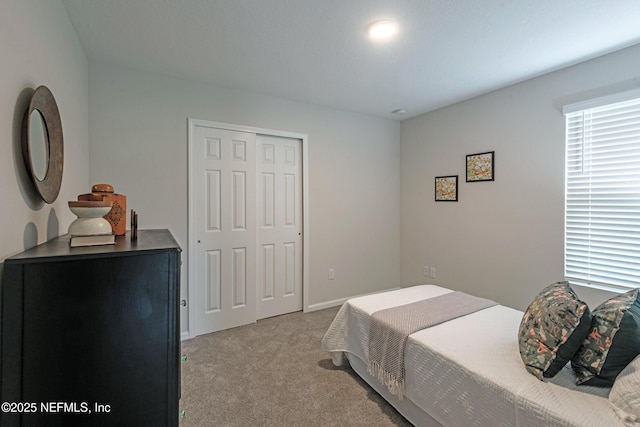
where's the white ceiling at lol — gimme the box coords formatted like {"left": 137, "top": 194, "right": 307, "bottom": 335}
{"left": 61, "top": 0, "right": 640, "bottom": 120}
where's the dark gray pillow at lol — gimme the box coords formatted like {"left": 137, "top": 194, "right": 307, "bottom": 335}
{"left": 518, "top": 281, "right": 593, "bottom": 380}
{"left": 572, "top": 288, "right": 640, "bottom": 387}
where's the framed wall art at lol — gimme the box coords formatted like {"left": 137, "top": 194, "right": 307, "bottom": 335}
{"left": 435, "top": 175, "right": 458, "bottom": 201}
{"left": 466, "top": 151, "right": 494, "bottom": 182}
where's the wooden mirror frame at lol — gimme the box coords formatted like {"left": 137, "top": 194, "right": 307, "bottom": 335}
{"left": 22, "top": 86, "right": 64, "bottom": 204}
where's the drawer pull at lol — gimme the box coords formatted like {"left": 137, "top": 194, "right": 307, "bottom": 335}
{"left": 180, "top": 300, "right": 187, "bottom": 307}
{"left": 181, "top": 354, "right": 187, "bottom": 362}
{"left": 179, "top": 410, "right": 186, "bottom": 419}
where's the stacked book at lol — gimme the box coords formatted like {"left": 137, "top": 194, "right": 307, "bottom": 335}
{"left": 70, "top": 234, "right": 115, "bottom": 248}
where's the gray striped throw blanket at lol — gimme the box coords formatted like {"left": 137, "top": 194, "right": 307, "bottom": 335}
{"left": 367, "top": 291, "right": 497, "bottom": 399}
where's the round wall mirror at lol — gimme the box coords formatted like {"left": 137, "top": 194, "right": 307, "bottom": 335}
{"left": 22, "top": 85, "right": 63, "bottom": 204}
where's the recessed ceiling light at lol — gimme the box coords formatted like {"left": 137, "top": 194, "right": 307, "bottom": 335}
{"left": 391, "top": 108, "right": 407, "bottom": 115}
{"left": 367, "top": 20, "right": 397, "bottom": 39}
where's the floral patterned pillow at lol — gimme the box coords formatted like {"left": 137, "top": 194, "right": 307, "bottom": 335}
{"left": 571, "top": 288, "right": 640, "bottom": 387}
{"left": 518, "top": 281, "right": 593, "bottom": 380}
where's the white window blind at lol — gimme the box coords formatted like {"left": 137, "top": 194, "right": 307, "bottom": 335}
{"left": 565, "top": 97, "right": 640, "bottom": 290}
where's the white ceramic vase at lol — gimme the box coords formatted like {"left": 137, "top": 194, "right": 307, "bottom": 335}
{"left": 68, "top": 200, "right": 113, "bottom": 236}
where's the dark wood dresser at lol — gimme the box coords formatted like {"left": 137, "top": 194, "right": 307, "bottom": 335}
{"left": 0, "top": 229, "right": 181, "bottom": 427}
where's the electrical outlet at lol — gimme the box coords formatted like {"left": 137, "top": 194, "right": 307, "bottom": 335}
{"left": 429, "top": 267, "right": 436, "bottom": 278}
{"left": 328, "top": 268, "right": 335, "bottom": 280}
{"left": 423, "top": 266, "right": 430, "bottom": 277}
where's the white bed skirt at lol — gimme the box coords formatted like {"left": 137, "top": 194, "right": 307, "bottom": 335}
{"left": 346, "top": 352, "right": 444, "bottom": 427}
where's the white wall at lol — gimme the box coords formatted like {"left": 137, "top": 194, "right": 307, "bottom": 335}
{"left": 0, "top": 0, "right": 88, "bottom": 264}
{"left": 401, "top": 43, "right": 640, "bottom": 311}
{"left": 88, "top": 63, "right": 401, "bottom": 335}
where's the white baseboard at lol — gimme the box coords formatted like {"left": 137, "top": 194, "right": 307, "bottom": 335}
{"left": 305, "top": 287, "right": 400, "bottom": 312}
{"left": 182, "top": 287, "right": 402, "bottom": 336}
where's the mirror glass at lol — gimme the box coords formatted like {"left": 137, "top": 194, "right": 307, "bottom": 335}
{"left": 28, "top": 109, "right": 49, "bottom": 181}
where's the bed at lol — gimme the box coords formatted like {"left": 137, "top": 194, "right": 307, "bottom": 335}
{"left": 321, "top": 285, "right": 640, "bottom": 427}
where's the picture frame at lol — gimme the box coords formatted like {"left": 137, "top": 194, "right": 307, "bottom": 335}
{"left": 466, "top": 151, "right": 494, "bottom": 182}
{"left": 435, "top": 175, "right": 458, "bottom": 201}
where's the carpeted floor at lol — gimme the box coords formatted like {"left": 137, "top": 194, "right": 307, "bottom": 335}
{"left": 179, "top": 306, "right": 413, "bottom": 426}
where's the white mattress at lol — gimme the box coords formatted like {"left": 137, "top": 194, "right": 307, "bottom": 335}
{"left": 322, "top": 285, "right": 625, "bottom": 427}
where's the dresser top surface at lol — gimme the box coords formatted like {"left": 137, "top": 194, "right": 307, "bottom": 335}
{"left": 4, "top": 229, "right": 181, "bottom": 264}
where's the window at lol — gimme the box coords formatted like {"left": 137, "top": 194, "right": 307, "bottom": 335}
{"left": 564, "top": 95, "right": 640, "bottom": 291}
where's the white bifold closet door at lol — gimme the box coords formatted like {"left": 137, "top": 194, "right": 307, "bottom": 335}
{"left": 192, "top": 125, "right": 257, "bottom": 334}
{"left": 191, "top": 124, "right": 302, "bottom": 336}
{"left": 256, "top": 135, "right": 302, "bottom": 320}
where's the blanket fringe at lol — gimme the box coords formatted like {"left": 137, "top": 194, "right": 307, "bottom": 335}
{"left": 367, "top": 360, "right": 405, "bottom": 400}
